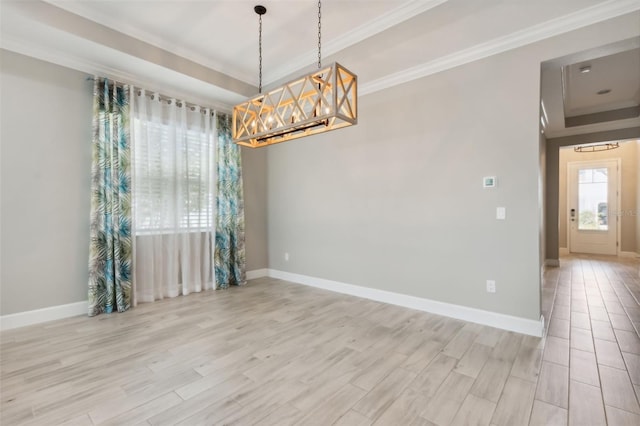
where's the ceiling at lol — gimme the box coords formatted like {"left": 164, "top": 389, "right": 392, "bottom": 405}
{"left": 541, "top": 39, "right": 640, "bottom": 138}
{"left": 564, "top": 48, "right": 640, "bottom": 117}
{"left": 2, "top": 0, "right": 640, "bottom": 137}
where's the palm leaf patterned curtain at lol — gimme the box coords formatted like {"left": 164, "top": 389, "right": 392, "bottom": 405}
{"left": 88, "top": 79, "right": 133, "bottom": 316}
{"left": 215, "top": 113, "right": 246, "bottom": 288}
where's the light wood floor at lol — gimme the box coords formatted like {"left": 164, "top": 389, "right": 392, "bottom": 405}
{"left": 1, "top": 255, "right": 639, "bottom": 425}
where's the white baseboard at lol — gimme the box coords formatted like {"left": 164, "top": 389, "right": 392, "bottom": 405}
{"left": 0, "top": 301, "right": 87, "bottom": 331}
{"left": 618, "top": 251, "right": 638, "bottom": 258}
{"left": 267, "top": 269, "right": 544, "bottom": 337}
{"left": 558, "top": 248, "right": 638, "bottom": 258}
{"left": 545, "top": 259, "right": 560, "bottom": 267}
{"left": 2, "top": 270, "right": 548, "bottom": 337}
{"left": 246, "top": 268, "right": 269, "bottom": 280}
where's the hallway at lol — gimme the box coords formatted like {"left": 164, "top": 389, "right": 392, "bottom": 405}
{"left": 539, "top": 254, "right": 640, "bottom": 424}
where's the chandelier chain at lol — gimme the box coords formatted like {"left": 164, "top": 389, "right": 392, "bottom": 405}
{"left": 318, "top": 0, "right": 322, "bottom": 69}
{"left": 259, "top": 13, "right": 263, "bottom": 93}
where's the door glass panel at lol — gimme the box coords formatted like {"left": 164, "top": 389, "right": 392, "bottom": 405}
{"left": 578, "top": 167, "right": 608, "bottom": 230}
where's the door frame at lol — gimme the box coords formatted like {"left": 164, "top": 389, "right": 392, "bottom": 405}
{"left": 566, "top": 158, "right": 621, "bottom": 256}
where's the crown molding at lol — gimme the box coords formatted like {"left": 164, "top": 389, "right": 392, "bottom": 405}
{"left": 1, "top": 35, "right": 235, "bottom": 113}
{"left": 44, "top": 0, "right": 448, "bottom": 87}
{"left": 42, "top": 0, "right": 258, "bottom": 86}
{"left": 360, "top": 0, "right": 640, "bottom": 96}
{"left": 6, "top": 0, "right": 640, "bottom": 107}
{"left": 544, "top": 117, "right": 640, "bottom": 139}
{"left": 264, "top": 0, "right": 449, "bottom": 84}
{"left": 1, "top": 34, "right": 137, "bottom": 85}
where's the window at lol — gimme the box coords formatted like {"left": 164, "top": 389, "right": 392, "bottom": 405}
{"left": 133, "top": 118, "right": 215, "bottom": 233}
{"left": 577, "top": 168, "right": 608, "bottom": 231}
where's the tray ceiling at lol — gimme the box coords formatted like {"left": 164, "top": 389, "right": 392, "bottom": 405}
{"left": 2, "top": 0, "right": 639, "bottom": 135}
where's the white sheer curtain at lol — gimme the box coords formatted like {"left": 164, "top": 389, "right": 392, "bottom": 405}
{"left": 132, "top": 90, "right": 216, "bottom": 303}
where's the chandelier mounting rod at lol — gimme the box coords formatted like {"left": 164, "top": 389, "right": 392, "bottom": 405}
{"left": 317, "top": 0, "right": 322, "bottom": 69}
{"left": 254, "top": 5, "right": 267, "bottom": 93}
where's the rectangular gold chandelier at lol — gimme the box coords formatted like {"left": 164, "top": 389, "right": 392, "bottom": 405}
{"left": 233, "top": 62, "right": 357, "bottom": 148}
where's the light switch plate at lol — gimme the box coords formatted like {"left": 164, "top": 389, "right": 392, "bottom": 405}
{"left": 496, "top": 207, "right": 506, "bottom": 220}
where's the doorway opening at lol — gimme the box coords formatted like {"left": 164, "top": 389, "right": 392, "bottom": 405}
{"left": 539, "top": 39, "right": 640, "bottom": 269}
{"left": 556, "top": 139, "right": 638, "bottom": 258}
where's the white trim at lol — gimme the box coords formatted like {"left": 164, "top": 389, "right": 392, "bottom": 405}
{"left": 246, "top": 268, "right": 269, "bottom": 280}
{"left": 267, "top": 269, "right": 544, "bottom": 337}
{"left": 545, "top": 259, "right": 561, "bottom": 267}
{"left": 617, "top": 161, "right": 622, "bottom": 255}
{"left": 264, "top": 0, "right": 448, "bottom": 84}
{"left": 5, "top": 0, "right": 638, "bottom": 103}
{"left": 544, "top": 115, "right": 640, "bottom": 139}
{"left": 566, "top": 157, "right": 570, "bottom": 254}
{"left": 559, "top": 247, "right": 570, "bottom": 256}
{"left": 0, "top": 301, "right": 87, "bottom": 331}
{"left": 619, "top": 251, "right": 638, "bottom": 258}
{"left": 0, "top": 35, "right": 235, "bottom": 113}
{"left": 23, "top": 0, "right": 257, "bottom": 86}
{"left": 360, "top": 0, "right": 640, "bottom": 96}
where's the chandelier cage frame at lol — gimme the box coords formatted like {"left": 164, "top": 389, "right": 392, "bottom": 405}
{"left": 232, "top": 2, "right": 358, "bottom": 148}
{"left": 573, "top": 142, "right": 620, "bottom": 153}
{"left": 233, "top": 62, "right": 357, "bottom": 148}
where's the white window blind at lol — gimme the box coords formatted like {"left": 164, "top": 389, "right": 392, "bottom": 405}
{"left": 132, "top": 101, "right": 216, "bottom": 234}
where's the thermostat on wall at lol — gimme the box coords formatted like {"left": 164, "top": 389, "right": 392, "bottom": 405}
{"left": 483, "top": 176, "right": 497, "bottom": 188}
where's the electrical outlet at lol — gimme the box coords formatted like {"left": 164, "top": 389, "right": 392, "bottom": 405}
{"left": 496, "top": 207, "right": 506, "bottom": 220}
{"left": 284, "top": 252, "right": 289, "bottom": 262}
{"left": 486, "top": 280, "right": 496, "bottom": 293}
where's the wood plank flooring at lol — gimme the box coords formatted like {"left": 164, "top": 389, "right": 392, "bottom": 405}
{"left": 1, "top": 255, "right": 639, "bottom": 425}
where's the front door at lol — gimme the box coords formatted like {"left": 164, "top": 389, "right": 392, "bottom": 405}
{"left": 568, "top": 159, "right": 619, "bottom": 255}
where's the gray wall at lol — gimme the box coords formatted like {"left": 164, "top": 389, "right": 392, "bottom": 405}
{"left": 545, "top": 138, "right": 561, "bottom": 261}
{"left": 637, "top": 140, "right": 640, "bottom": 254}
{"left": 268, "top": 49, "right": 543, "bottom": 320}
{"left": 558, "top": 141, "right": 637, "bottom": 252}
{"left": 266, "top": 14, "right": 640, "bottom": 321}
{"left": 242, "top": 147, "right": 268, "bottom": 270}
{"left": 1, "top": 49, "right": 93, "bottom": 315}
